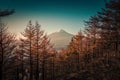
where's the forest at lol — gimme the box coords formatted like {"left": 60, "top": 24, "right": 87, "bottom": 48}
{"left": 0, "top": 0, "right": 120, "bottom": 80}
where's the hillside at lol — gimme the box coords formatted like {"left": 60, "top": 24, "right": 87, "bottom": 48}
{"left": 49, "top": 29, "right": 73, "bottom": 50}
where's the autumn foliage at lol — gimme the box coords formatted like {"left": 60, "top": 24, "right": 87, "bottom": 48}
{"left": 0, "top": 0, "right": 120, "bottom": 80}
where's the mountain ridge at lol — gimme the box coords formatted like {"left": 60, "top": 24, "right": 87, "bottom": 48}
{"left": 48, "top": 29, "right": 73, "bottom": 51}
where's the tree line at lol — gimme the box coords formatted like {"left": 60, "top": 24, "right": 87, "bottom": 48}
{"left": 0, "top": 0, "right": 120, "bottom": 80}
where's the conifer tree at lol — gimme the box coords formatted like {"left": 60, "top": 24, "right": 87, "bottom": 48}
{"left": 0, "top": 21, "right": 16, "bottom": 80}
{"left": 20, "top": 20, "right": 35, "bottom": 80}
{"left": 20, "top": 20, "right": 54, "bottom": 80}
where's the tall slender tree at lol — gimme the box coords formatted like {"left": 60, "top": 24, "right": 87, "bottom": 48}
{"left": 20, "top": 20, "right": 35, "bottom": 80}
{"left": 67, "top": 30, "right": 84, "bottom": 71}
{"left": 33, "top": 22, "right": 44, "bottom": 80}
{"left": 20, "top": 20, "right": 54, "bottom": 80}
{"left": 0, "top": 20, "right": 16, "bottom": 80}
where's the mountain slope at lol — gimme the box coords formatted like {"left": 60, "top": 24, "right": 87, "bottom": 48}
{"left": 49, "top": 29, "right": 73, "bottom": 50}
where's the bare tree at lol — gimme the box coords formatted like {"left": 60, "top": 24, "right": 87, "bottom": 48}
{"left": 0, "top": 21, "right": 16, "bottom": 80}
{"left": 20, "top": 20, "right": 35, "bottom": 80}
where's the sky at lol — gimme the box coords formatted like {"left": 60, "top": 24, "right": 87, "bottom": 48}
{"left": 0, "top": 0, "right": 105, "bottom": 36}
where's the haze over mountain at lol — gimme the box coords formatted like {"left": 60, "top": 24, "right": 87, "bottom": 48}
{"left": 49, "top": 29, "right": 73, "bottom": 50}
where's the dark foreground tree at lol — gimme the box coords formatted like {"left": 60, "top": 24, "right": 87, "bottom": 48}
{"left": 20, "top": 21, "right": 54, "bottom": 80}
{"left": 58, "top": 0, "right": 120, "bottom": 80}
{"left": 20, "top": 20, "right": 35, "bottom": 80}
{"left": 0, "top": 9, "right": 15, "bottom": 80}
{"left": 0, "top": 21, "right": 16, "bottom": 80}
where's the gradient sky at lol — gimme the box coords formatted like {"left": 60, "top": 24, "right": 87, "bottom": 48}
{"left": 0, "top": 0, "right": 105, "bottom": 36}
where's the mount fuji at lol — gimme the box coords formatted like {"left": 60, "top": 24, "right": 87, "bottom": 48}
{"left": 48, "top": 29, "right": 73, "bottom": 51}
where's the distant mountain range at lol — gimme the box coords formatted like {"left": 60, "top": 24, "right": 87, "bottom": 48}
{"left": 48, "top": 29, "right": 73, "bottom": 51}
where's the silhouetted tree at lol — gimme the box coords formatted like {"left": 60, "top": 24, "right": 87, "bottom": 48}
{"left": 20, "top": 20, "right": 55, "bottom": 80}
{"left": 0, "top": 20, "right": 16, "bottom": 80}
{"left": 97, "top": 0, "right": 120, "bottom": 57}
{"left": 20, "top": 20, "right": 35, "bottom": 80}
{"left": 67, "top": 30, "right": 84, "bottom": 71}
